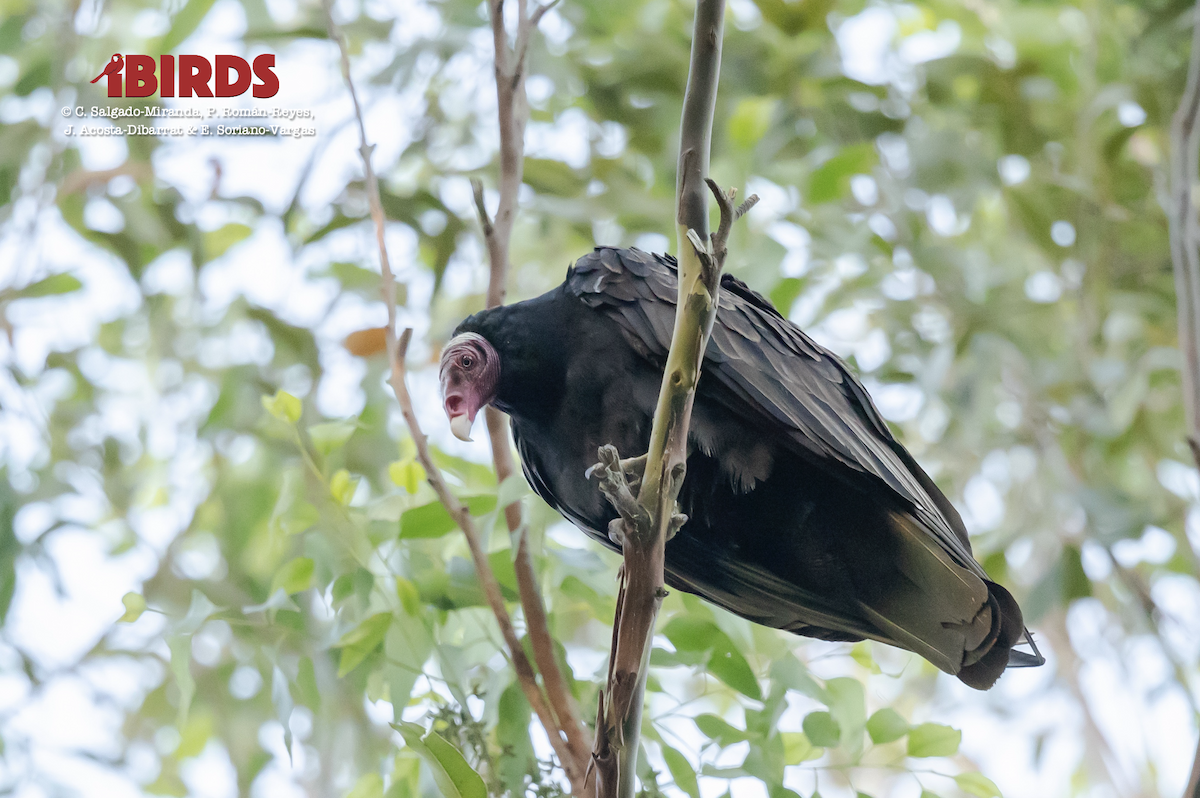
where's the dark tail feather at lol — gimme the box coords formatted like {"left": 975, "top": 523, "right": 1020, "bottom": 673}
{"left": 956, "top": 581, "right": 1033, "bottom": 690}
{"left": 1006, "top": 627, "right": 1046, "bottom": 667}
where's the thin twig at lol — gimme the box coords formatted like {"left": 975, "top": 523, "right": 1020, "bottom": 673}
{"left": 470, "top": 178, "right": 494, "bottom": 238}
{"left": 323, "top": 4, "right": 585, "bottom": 791}
{"left": 477, "top": 0, "right": 594, "bottom": 786}
{"left": 530, "top": 0, "right": 561, "bottom": 27}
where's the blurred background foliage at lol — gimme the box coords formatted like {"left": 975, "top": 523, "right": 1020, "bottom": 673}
{"left": 1, "top": 0, "right": 1198, "bottom": 795}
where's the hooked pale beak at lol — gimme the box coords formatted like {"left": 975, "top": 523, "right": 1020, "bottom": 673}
{"left": 443, "top": 391, "right": 477, "bottom": 442}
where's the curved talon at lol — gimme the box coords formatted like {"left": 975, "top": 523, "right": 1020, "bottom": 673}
{"left": 607, "top": 519, "right": 627, "bottom": 547}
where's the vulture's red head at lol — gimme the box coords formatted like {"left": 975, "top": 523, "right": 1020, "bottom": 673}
{"left": 440, "top": 332, "right": 500, "bottom": 442}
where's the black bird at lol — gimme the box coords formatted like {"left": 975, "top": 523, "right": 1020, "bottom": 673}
{"left": 440, "top": 247, "right": 1042, "bottom": 689}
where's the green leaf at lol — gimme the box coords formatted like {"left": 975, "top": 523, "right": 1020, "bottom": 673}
{"left": 167, "top": 635, "right": 195, "bottom": 727}
{"left": 393, "top": 721, "right": 487, "bottom": 798}
{"left": 399, "top": 496, "right": 497, "bottom": 539}
{"left": 662, "top": 616, "right": 721, "bottom": 651}
{"left": 807, "top": 143, "right": 877, "bottom": 204}
{"left": 707, "top": 639, "right": 762, "bottom": 700}
{"left": 201, "top": 223, "right": 253, "bottom": 262}
{"left": 281, "top": 502, "right": 319, "bottom": 535}
{"left": 802, "top": 711, "right": 840, "bottom": 747}
{"left": 906, "top": 723, "right": 961, "bottom": 758}
{"left": 919, "top": 792, "right": 944, "bottom": 798}
{"left": 336, "top": 613, "right": 393, "bottom": 677}
{"left": 782, "top": 731, "right": 821, "bottom": 764}
{"left": 663, "top": 616, "right": 760, "bottom": 699}
{"left": 496, "top": 683, "right": 534, "bottom": 795}
{"left": 119, "top": 592, "right": 146, "bottom": 623}
{"left": 769, "top": 788, "right": 803, "bottom": 798}
{"left": 271, "top": 557, "right": 314, "bottom": 595}
{"left": 296, "top": 656, "right": 320, "bottom": 711}
{"left": 272, "top": 665, "right": 294, "bottom": 757}
{"left": 13, "top": 273, "right": 82, "bottom": 298}
{"left": 661, "top": 744, "right": 700, "bottom": 798}
{"left": 174, "top": 589, "right": 217, "bottom": 635}
{"left": 388, "top": 754, "right": 421, "bottom": 798}
{"left": 330, "top": 469, "right": 357, "bottom": 505}
{"left": 522, "top": 158, "right": 587, "bottom": 197}
{"left": 309, "top": 421, "right": 356, "bottom": 456}
{"left": 319, "top": 262, "right": 387, "bottom": 294}
{"left": 850, "top": 641, "right": 881, "bottom": 674}
{"left": 825, "top": 677, "right": 866, "bottom": 753}
{"left": 262, "top": 390, "right": 302, "bottom": 424}
{"left": 866, "top": 708, "right": 909, "bottom": 744}
{"left": 176, "top": 711, "right": 213, "bottom": 759}
{"left": 243, "top": 588, "right": 300, "bottom": 615}
{"left": 954, "top": 773, "right": 1002, "bottom": 798}
{"left": 728, "top": 97, "right": 778, "bottom": 148}
{"left": 0, "top": 488, "right": 16, "bottom": 622}
{"left": 345, "top": 772, "right": 384, "bottom": 798}
{"left": 496, "top": 473, "right": 529, "bottom": 509}
{"left": 770, "top": 655, "right": 828, "bottom": 703}
{"left": 158, "top": 0, "right": 218, "bottom": 52}
{"left": 694, "top": 714, "right": 752, "bottom": 747}
{"left": 395, "top": 576, "right": 420, "bottom": 615}
{"left": 389, "top": 459, "right": 426, "bottom": 494}
{"left": 769, "top": 278, "right": 806, "bottom": 315}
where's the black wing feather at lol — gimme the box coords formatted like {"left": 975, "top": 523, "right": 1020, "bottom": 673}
{"left": 567, "top": 247, "right": 983, "bottom": 577}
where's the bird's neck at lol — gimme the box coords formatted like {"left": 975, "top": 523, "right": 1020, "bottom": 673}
{"left": 465, "top": 295, "right": 571, "bottom": 423}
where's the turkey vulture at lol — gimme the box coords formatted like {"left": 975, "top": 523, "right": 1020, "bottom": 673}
{"left": 440, "top": 246, "right": 1042, "bottom": 689}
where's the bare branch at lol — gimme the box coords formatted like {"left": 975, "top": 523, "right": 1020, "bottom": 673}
{"left": 470, "top": 177, "right": 494, "bottom": 238}
{"left": 478, "top": 0, "right": 594, "bottom": 784}
{"left": 1168, "top": 6, "right": 1200, "bottom": 795}
{"left": 530, "top": 0, "right": 562, "bottom": 28}
{"left": 325, "top": 4, "right": 587, "bottom": 793}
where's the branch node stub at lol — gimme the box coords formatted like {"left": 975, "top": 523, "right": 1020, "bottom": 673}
{"left": 735, "top": 194, "right": 760, "bottom": 220}
{"left": 667, "top": 510, "right": 687, "bottom": 540}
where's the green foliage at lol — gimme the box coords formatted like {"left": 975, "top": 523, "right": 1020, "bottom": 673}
{"left": 906, "top": 723, "right": 963, "bottom": 758}
{"left": 802, "top": 712, "right": 841, "bottom": 748}
{"left": 336, "top": 613, "right": 393, "bottom": 677}
{"left": 660, "top": 743, "right": 701, "bottom": 798}
{"left": 865, "top": 708, "right": 910, "bottom": 744}
{"left": 118, "top": 592, "right": 147, "bottom": 623}
{"left": 955, "top": 772, "right": 1003, "bottom": 798}
{"left": 393, "top": 722, "right": 488, "bottom": 798}
{"left": 3, "top": 0, "right": 1195, "bottom": 794}
{"left": 262, "top": 390, "right": 302, "bottom": 424}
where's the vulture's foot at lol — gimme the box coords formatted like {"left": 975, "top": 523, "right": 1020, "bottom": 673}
{"left": 586, "top": 451, "right": 647, "bottom": 490}
{"left": 589, "top": 445, "right": 651, "bottom": 535}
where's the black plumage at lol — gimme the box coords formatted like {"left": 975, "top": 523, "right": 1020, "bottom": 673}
{"left": 447, "top": 246, "right": 1041, "bottom": 689}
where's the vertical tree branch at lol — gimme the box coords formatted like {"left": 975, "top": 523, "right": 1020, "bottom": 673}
{"left": 476, "top": 0, "right": 594, "bottom": 780}
{"left": 324, "top": 6, "right": 588, "bottom": 794}
{"left": 591, "top": 3, "right": 735, "bottom": 797}
{"left": 1171, "top": 1, "right": 1200, "bottom": 468}
{"left": 1170, "top": 5, "right": 1200, "bottom": 797}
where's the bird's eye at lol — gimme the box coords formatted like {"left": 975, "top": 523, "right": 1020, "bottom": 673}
{"left": 460, "top": 355, "right": 474, "bottom": 369}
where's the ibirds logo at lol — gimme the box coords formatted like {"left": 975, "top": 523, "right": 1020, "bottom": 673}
{"left": 89, "top": 53, "right": 279, "bottom": 99}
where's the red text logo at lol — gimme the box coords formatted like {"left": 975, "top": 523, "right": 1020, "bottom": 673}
{"left": 90, "top": 54, "right": 279, "bottom": 99}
